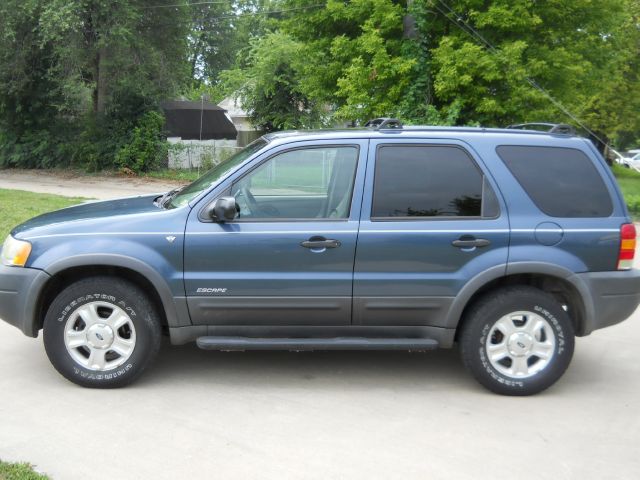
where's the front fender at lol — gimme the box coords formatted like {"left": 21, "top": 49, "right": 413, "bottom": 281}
{"left": 30, "top": 236, "right": 189, "bottom": 328}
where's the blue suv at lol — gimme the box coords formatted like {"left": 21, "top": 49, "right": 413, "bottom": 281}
{"left": 1, "top": 120, "right": 639, "bottom": 395}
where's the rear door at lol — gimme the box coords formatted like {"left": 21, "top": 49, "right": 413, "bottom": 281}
{"left": 353, "top": 139, "right": 509, "bottom": 327}
{"left": 184, "top": 139, "right": 368, "bottom": 326}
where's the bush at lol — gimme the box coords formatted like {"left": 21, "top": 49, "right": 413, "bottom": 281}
{"left": 70, "top": 116, "right": 122, "bottom": 172}
{"left": 114, "top": 111, "right": 168, "bottom": 173}
{"left": 0, "top": 127, "right": 74, "bottom": 169}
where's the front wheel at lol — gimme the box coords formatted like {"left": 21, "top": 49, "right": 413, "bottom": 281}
{"left": 43, "top": 276, "right": 162, "bottom": 388}
{"left": 459, "top": 286, "right": 575, "bottom": 396}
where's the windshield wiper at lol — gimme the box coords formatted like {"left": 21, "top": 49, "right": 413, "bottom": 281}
{"left": 155, "top": 187, "right": 183, "bottom": 209}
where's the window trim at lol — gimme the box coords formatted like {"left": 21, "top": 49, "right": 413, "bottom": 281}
{"left": 496, "top": 144, "right": 614, "bottom": 218}
{"left": 203, "top": 144, "right": 361, "bottom": 223}
{"left": 370, "top": 143, "right": 500, "bottom": 222}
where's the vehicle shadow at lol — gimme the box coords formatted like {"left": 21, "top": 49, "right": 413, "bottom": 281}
{"left": 140, "top": 339, "right": 477, "bottom": 392}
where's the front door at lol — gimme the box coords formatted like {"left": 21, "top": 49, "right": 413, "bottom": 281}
{"left": 184, "top": 140, "right": 367, "bottom": 326}
{"left": 353, "top": 140, "right": 509, "bottom": 327}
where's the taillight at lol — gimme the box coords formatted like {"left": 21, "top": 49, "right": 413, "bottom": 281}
{"left": 618, "top": 223, "right": 637, "bottom": 270}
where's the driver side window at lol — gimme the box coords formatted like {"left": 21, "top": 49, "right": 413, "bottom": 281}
{"left": 231, "top": 146, "right": 358, "bottom": 220}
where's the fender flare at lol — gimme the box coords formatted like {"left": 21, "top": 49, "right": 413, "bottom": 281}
{"left": 43, "top": 254, "right": 184, "bottom": 328}
{"left": 445, "top": 262, "right": 594, "bottom": 334}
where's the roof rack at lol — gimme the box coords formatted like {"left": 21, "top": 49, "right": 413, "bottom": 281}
{"left": 506, "top": 122, "right": 575, "bottom": 135}
{"left": 364, "top": 117, "right": 404, "bottom": 129}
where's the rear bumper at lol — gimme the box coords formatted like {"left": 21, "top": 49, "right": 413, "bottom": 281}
{"left": 577, "top": 269, "right": 640, "bottom": 335}
{"left": 0, "top": 265, "right": 50, "bottom": 337}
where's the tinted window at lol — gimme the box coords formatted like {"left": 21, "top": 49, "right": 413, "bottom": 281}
{"left": 372, "top": 145, "right": 490, "bottom": 218}
{"left": 496, "top": 145, "right": 613, "bottom": 217}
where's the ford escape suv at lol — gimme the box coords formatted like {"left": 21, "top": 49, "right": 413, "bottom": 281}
{"left": 1, "top": 120, "right": 639, "bottom": 395}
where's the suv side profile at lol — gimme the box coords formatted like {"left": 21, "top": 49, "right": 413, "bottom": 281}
{"left": 1, "top": 121, "right": 639, "bottom": 395}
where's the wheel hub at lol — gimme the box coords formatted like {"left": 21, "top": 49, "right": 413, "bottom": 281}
{"left": 86, "top": 324, "right": 114, "bottom": 349}
{"left": 63, "top": 301, "right": 137, "bottom": 372}
{"left": 485, "top": 310, "right": 556, "bottom": 379}
{"left": 507, "top": 332, "right": 533, "bottom": 357}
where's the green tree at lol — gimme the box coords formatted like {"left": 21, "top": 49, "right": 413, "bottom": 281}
{"left": 280, "top": 0, "right": 414, "bottom": 123}
{"left": 220, "top": 0, "right": 640, "bottom": 147}
{"left": 0, "top": 0, "right": 190, "bottom": 169}
{"left": 221, "top": 31, "right": 324, "bottom": 131}
{"left": 184, "top": 0, "right": 282, "bottom": 103}
{"left": 37, "top": 0, "right": 189, "bottom": 115}
{"left": 409, "top": 0, "right": 639, "bottom": 140}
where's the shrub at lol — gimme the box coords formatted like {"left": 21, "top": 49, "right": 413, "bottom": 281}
{"left": 114, "top": 111, "right": 168, "bottom": 173}
{"left": 0, "top": 127, "right": 75, "bottom": 169}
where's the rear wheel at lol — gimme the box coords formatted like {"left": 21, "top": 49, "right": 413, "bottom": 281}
{"left": 459, "top": 286, "right": 575, "bottom": 396}
{"left": 43, "top": 276, "right": 162, "bottom": 388}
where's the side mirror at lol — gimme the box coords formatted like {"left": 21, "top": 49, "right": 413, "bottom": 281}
{"left": 210, "top": 196, "right": 238, "bottom": 222}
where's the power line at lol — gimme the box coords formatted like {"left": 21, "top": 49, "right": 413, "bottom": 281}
{"left": 430, "top": 0, "right": 610, "bottom": 146}
{"left": 194, "top": 3, "right": 326, "bottom": 21}
{"left": 143, "top": 1, "right": 231, "bottom": 8}
{"left": 145, "top": 3, "right": 326, "bottom": 26}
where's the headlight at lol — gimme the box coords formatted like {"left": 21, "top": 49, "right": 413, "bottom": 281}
{"left": 1, "top": 235, "right": 32, "bottom": 267}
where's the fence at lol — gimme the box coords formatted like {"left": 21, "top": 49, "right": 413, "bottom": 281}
{"left": 167, "top": 138, "right": 243, "bottom": 170}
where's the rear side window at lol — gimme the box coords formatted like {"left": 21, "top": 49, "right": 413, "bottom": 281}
{"left": 496, "top": 145, "right": 613, "bottom": 217}
{"left": 372, "top": 145, "right": 498, "bottom": 218}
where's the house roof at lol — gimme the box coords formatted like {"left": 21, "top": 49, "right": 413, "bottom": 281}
{"left": 161, "top": 100, "right": 237, "bottom": 140}
{"left": 218, "top": 96, "right": 250, "bottom": 119}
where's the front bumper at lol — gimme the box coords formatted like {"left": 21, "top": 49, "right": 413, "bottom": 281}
{"left": 577, "top": 269, "right": 640, "bottom": 335}
{"left": 0, "top": 264, "right": 50, "bottom": 337}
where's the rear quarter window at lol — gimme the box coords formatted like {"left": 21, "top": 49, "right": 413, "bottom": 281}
{"left": 496, "top": 145, "right": 613, "bottom": 217}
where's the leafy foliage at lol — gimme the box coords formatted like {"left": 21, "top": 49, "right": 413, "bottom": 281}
{"left": 0, "top": 0, "right": 189, "bottom": 170}
{"left": 1, "top": 0, "right": 640, "bottom": 171}
{"left": 115, "top": 111, "right": 168, "bottom": 173}
{"left": 219, "top": 0, "right": 640, "bottom": 148}
{"left": 221, "top": 32, "right": 325, "bottom": 131}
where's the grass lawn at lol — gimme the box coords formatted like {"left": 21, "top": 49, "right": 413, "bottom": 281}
{"left": 0, "top": 461, "right": 49, "bottom": 480}
{"left": 0, "top": 189, "right": 86, "bottom": 240}
{"left": 612, "top": 164, "right": 640, "bottom": 217}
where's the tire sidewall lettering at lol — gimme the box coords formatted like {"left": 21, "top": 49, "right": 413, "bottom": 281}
{"left": 534, "top": 304, "right": 565, "bottom": 355}
{"left": 72, "top": 363, "right": 133, "bottom": 380}
{"left": 56, "top": 293, "right": 137, "bottom": 324}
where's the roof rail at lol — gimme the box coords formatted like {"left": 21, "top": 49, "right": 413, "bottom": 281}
{"left": 506, "top": 122, "right": 575, "bottom": 135}
{"left": 364, "top": 118, "right": 404, "bottom": 129}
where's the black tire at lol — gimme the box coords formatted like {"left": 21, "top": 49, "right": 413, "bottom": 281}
{"left": 43, "top": 276, "right": 162, "bottom": 388}
{"left": 459, "top": 286, "right": 575, "bottom": 396}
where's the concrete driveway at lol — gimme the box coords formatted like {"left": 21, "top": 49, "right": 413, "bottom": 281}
{"left": 0, "top": 308, "right": 639, "bottom": 479}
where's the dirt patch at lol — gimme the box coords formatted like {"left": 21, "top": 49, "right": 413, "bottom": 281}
{"left": 0, "top": 169, "right": 188, "bottom": 200}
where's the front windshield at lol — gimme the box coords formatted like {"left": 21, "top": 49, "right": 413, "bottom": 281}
{"left": 168, "top": 138, "right": 268, "bottom": 208}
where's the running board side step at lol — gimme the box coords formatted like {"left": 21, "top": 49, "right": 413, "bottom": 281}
{"left": 196, "top": 336, "right": 439, "bottom": 351}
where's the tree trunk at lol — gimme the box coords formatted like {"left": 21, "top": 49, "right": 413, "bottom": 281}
{"left": 93, "top": 47, "right": 107, "bottom": 114}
